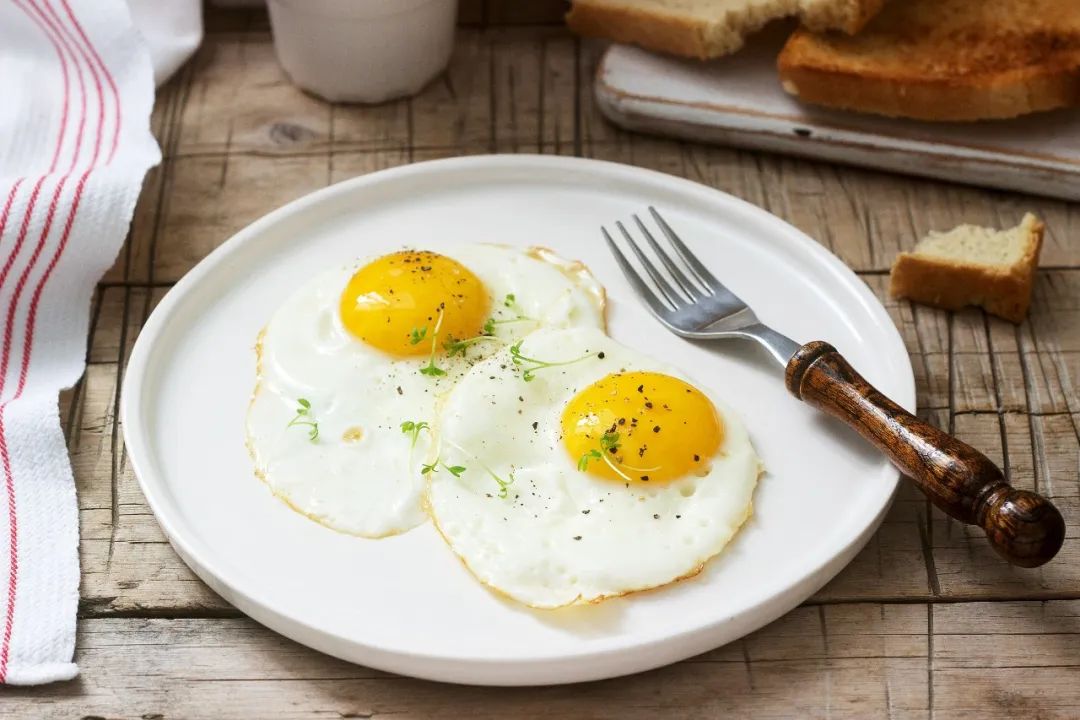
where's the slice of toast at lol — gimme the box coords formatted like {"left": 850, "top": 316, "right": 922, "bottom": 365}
{"left": 778, "top": 0, "right": 1080, "bottom": 121}
{"left": 889, "top": 214, "right": 1044, "bottom": 323}
{"left": 566, "top": 0, "right": 883, "bottom": 61}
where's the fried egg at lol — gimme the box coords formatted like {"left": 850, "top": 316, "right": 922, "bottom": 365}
{"left": 426, "top": 326, "right": 762, "bottom": 607}
{"left": 245, "top": 245, "right": 605, "bottom": 538}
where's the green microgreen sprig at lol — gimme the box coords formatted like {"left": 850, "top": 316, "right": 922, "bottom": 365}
{"left": 418, "top": 309, "right": 447, "bottom": 377}
{"left": 577, "top": 430, "right": 620, "bottom": 471}
{"left": 287, "top": 398, "right": 319, "bottom": 441}
{"left": 509, "top": 340, "right": 600, "bottom": 381}
{"left": 421, "top": 459, "right": 467, "bottom": 477}
{"left": 482, "top": 316, "right": 535, "bottom": 335}
{"left": 441, "top": 293, "right": 533, "bottom": 358}
{"left": 455, "top": 446, "right": 515, "bottom": 498}
{"left": 443, "top": 334, "right": 499, "bottom": 358}
{"left": 491, "top": 468, "right": 516, "bottom": 499}
{"left": 401, "top": 420, "right": 469, "bottom": 480}
{"left": 577, "top": 430, "right": 660, "bottom": 481}
{"left": 400, "top": 420, "right": 429, "bottom": 448}
{"left": 436, "top": 436, "right": 516, "bottom": 499}
{"left": 481, "top": 293, "right": 536, "bottom": 337}
{"left": 399, "top": 414, "right": 516, "bottom": 500}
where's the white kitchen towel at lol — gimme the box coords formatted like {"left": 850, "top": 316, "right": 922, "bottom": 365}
{"left": 0, "top": 0, "right": 160, "bottom": 684}
{"left": 127, "top": 0, "right": 202, "bottom": 86}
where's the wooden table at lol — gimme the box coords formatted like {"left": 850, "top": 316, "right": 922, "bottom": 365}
{"left": 9, "top": 5, "right": 1080, "bottom": 718}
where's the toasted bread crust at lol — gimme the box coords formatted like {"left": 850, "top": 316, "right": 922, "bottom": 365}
{"left": 566, "top": 0, "right": 883, "bottom": 61}
{"left": 889, "top": 218, "right": 1044, "bottom": 323}
{"left": 799, "top": 0, "right": 883, "bottom": 35}
{"left": 567, "top": 3, "right": 717, "bottom": 60}
{"left": 778, "top": 64, "right": 1080, "bottom": 121}
{"left": 779, "top": 0, "right": 1080, "bottom": 121}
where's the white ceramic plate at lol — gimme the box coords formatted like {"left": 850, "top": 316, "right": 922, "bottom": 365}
{"left": 122, "top": 155, "right": 914, "bottom": 685}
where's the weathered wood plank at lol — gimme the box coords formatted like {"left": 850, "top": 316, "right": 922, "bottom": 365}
{"left": 410, "top": 29, "right": 494, "bottom": 153}
{"left": 176, "top": 33, "right": 332, "bottom": 158}
{"left": 491, "top": 29, "right": 578, "bottom": 153}
{"left": 950, "top": 307, "right": 1000, "bottom": 414}
{"left": 329, "top": 97, "right": 410, "bottom": 157}
{"left": 85, "top": 286, "right": 168, "bottom": 365}
{"left": 933, "top": 601, "right": 1080, "bottom": 719}
{"left": 153, "top": 152, "right": 329, "bottom": 283}
{"left": 1022, "top": 270, "right": 1080, "bottom": 415}
{"left": 864, "top": 274, "right": 950, "bottom": 411}
{"left": 6, "top": 605, "right": 930, "bottom": 719}
{"left": 11, "top": 602, "right": 1080, "bottom": 718}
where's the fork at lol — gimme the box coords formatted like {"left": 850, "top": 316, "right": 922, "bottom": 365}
{"left": 604, "top": 207, "right": 1065, "bottom": 568}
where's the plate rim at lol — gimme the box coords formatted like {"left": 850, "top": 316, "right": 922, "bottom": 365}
{"left": 120, "top": 153, "right": 915, "bottom": 685}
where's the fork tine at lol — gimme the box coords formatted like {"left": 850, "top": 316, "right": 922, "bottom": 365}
{"left": 602, "top": 227, "right": 673, "bottom": 318}
{"left": 633, "top": 214, "right": 705, "bottom": 299}
{"left": 616, "top": 221, "right": 686, "bottom": 308}
{"left": 648, "top": 206, "right": 722, "bottom": 292}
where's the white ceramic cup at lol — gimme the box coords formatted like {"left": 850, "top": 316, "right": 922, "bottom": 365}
{"left": 267, "top": 0, "right": 458, "bottom": 104}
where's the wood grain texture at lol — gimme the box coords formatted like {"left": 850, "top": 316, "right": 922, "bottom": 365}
{"left": 28, "top": 11, "right": 1080, "bottom": 715}
{"left": 12, "top": 603, "right": 1080, "bottom": 718}
{"left": 5, "top": 606, "right": 933, "bottom": 719}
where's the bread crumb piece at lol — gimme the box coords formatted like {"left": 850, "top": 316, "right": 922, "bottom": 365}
{"left": 889, "top": 214, "right": 1043, "bottom": 323}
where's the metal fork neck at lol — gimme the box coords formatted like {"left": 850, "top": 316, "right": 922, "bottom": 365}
{"left": 698, "top": 323, "right": 800, "bottom": 368}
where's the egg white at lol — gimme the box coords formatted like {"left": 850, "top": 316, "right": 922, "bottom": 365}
{"left": 245, "top": 245, "right": 606, "bottom": 538}
{"left": 427, "top": 326, "right": 762, "bottom": 607}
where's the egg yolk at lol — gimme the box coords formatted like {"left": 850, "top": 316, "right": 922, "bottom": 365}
{"left": 561, "top": 371, "right": 723, "bottom": 484}
{"left": 340, "top": 250, "right": 490, "bottom": 357}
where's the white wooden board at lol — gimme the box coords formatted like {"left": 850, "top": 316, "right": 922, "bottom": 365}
{"left": 595, "top": 33, "right": 1080, "bottom": 201}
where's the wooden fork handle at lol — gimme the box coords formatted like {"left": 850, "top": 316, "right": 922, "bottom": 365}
{"left": 785, "top": 341, "right": 1065, "bottom": 568}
